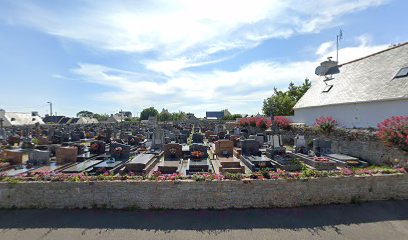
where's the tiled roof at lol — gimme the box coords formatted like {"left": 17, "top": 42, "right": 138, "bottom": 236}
{"left": 5, "top": 112, "right": 44, "bottom": 125}
{"left": 43, "top": 116, "right": 64, "bottom": 123}
{"left": 294, "top": 42, "right": 408, "bottom": 109}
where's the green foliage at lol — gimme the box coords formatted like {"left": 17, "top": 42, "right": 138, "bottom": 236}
{"left": 158, "top": 108, "right": 172, "bottom": 122}
{"left": 223, "top": 114, "right": 243, "bottom": 121}
{"left": 224, "top": 173, "right": 243, "bottom": 180}
{"left": 140, "top": 107, "right": 159, "bottom": 120}
{"left": 93, "top": 113, "right": 109, "bottom": 121}
{"left": 76, "top": 111, "right": 109, "bottom": 121}
{"left": 263, "top": 79, "right": 311, "bottom": 116}
{"left": 157, "top": 110, "right": 188, "bottom": 122}
{"left": 76, "top": 110, "right": 94, "bottom": 117}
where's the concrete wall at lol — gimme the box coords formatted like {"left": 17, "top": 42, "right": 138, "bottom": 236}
{"left": 0, "top": 174, "right": 407, "bottom": 209}
{"left": 294, "top": 99, "right": 408, "bottom": 128}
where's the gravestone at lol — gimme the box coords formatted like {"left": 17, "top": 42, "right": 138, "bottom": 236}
{"left": 254, "top": 135, "right": 264, "bottom": 146}
{"left": 192, "top": 133, "right": 204, "bottom": 144}
{"left": 205, "top": 130, "right": 215, "bottom": 140}
{"left": 215, "top": 124, "right": 224, "bottom": 134}
{"left": 218, "top": 131, "right": 226, "bottom": 139}
{"left": 164, "top": 143, "right": 182, "bottom": 160}
{"left": 56, "top": 146, "right": 78, "bottom": 164}
{"left": 214, "top": 140, "right": 234, "bottom": 157}
{"left": 313, "top": 139, "right": 332, "bottom": 156}
{"left": 21, "top": 138, "right": 34, "bottom": 149}
{"left": 271, "top": 135, "right": 283, "bottom": 148}
{"left": 105, "top": 128, "right": 112, "bottom": 143}
{"left": 110, "top": 142, "right": 131, "bottom": 161}
{"left": 3, "top": 149, "right": 25, "bottom": 165}
{"left": 190, "top": 143, "right": 209, "bottom": 158}
{"left": 90, "top": 140, "right": 106, "bottom": 154}
{"left": 152, "top": 129, "right": 164, "bottom": 149}
{"left": 28, "top": 149, "right": 50, "bottom": 165}
{"left": 177, "top": 134, "right": 188, "bottom": 144}
{"left": 294, "top": 135, "right": 307, "bottom": 154}
{"left": 128, "top": 136, "right": 139, "bottom": 146}
{"left": 229, "top": 135, "right": 241, "bottom": 147}
{"left": 70, "top": 132, "right": 81, "bottom": 142}
{"left": 241, "top": 139, "right": 260, "bottom": 156}
{"left": 233, "top": 127, "right": 240, "bottom": 136}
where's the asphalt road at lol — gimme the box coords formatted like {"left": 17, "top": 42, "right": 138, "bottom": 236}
{"left": 0, "top": 200, "right": 407, "bottom": 240}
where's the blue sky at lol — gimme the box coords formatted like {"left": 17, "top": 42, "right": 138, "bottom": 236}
{"left": 0, "top": 0, "right": 407, "bottom": 117}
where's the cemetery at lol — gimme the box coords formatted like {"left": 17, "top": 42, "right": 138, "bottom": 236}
{"left": 0, "top": 114, "right": 406, "bottom": 209}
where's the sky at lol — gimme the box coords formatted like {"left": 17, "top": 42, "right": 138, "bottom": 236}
{"left": 0, "top": 0, "right": 407, "bottom": 117}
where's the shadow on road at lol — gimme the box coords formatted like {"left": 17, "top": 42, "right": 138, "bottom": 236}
{"left": 0, "top": 200, "right": 407, "bottom": 231}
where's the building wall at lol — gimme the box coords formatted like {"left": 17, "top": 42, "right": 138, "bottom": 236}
{"left": 0, "top": 175, "right": 407, "bottom": 209}
{"left": 294, "top": 99, "right": 408, "bottom": 128}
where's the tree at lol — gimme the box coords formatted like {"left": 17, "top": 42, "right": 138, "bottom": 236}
{"left": 158, "top": 108, "right": 172, "bottom": 122}
{"left": 140, "top": 107, "right": 159, "bottom": 120}
{"left": 76, "top": 110, "right": 94, "bottom": 117}
{"left": 93, "top": 113, "right": 109, "bottom": 121}
{"left": 263, "top": 79, "right": 311, "bottom": 116}
{"left": 171, "top": 111, "right": 186, "bottom": 121}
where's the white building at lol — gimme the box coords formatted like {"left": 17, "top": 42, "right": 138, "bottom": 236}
{"left": 294, "top": 42, "right": 408, "bottom": 128}
{"left": 0, "top": 109, "right": 44, "bottom": 127}
{"left": 70, "top": 117, "right": 99, "bottom": 124}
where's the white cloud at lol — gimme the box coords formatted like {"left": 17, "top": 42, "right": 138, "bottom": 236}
{"left": 5, "top": 0, "right": 387, "bottom": 72}
{"left": 70, "top": 37, "right": 390, "bottom": 116}
{"left": 1, "top": 1, "right": 392, "bottom": 116}
{"left": 316, "top": 35, "right": 389, "bottom": 64}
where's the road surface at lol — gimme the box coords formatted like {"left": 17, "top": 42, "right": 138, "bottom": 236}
{"left": 0, "top": 200, "right": 407, "bottom": 240}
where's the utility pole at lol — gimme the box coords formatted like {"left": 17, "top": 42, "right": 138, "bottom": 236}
{"left": 336, "top": 29, "right": 343, "bottom": 63}
{"left": 47, "top": 102, "right": 53, "bottom": 116}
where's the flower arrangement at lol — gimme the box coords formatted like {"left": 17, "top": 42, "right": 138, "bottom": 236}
{"left": 377, "top": 116, "right": 408, "bottom": 152}
{"left": 113, "top": 147, "right": 123, "bottom": 155}
{"left": 191, "top": 151, "right": 204, "bottom": 158}
{"left": 90, "top": 143, "right": 99, "bottom": 151}
{"left": 314, "top": 116, "right": 337, "bottom": 135}
{"left": 273, "top": 116, "right": 292, "bottom": 130}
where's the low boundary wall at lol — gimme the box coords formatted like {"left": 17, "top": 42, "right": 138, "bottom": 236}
{"left": 1, "top": 174, "right": 407, "bottom": 209}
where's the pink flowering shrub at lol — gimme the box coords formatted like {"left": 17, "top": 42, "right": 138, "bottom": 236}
{"left": 256, "top": 118, "right": 272, "bottom": 130}
{"left": 273, "top": 116, "right": 292, "bottom": 130}
{"left": 248, "top": 117, "right": 257, "bottom": 127}
{"left": 315, "top": 116, "right": 337, "bottom": 135}
{"left": 239, "top": 118, "right": 249, "bottom": 127}
{"left": 239, "top": 117, "right": 271, "bottom": 129}
{"left": 377, "top": 116, "right": 408, "bottom": 152}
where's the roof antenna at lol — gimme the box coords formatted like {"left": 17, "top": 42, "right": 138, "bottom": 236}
{"left": 336, "top": 29, "right": 343, "bottom": 63}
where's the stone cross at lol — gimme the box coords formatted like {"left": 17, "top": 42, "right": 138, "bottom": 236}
{"left": 270, "top": 102, "right": 278, "bottom": 132}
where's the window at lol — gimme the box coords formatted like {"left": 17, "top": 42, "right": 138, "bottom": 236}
{"left": 322, "top": 85, "right": 333, "bottom": 93}
{"left": 394, "top": 67, "right": 408, "bottom": 78}
{"left": 32, "top": 118, "right": 36, "bottom": 121}
{"left": 11, "top": 118, "right": 15, "bottom": 121}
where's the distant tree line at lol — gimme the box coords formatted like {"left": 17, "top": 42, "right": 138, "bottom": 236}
{"left": 76, "top": 110, "right": 110, "bottom": 121}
